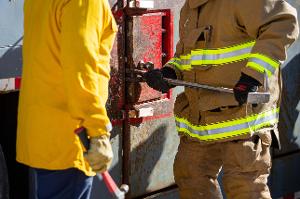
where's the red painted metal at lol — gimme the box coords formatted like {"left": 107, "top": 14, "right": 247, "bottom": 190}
{"left": 129, "top": 12, "right": 165, "bottom": 103}
{"left": 123, "top": 9, "right": 177, "bottom": 198}
{"left": 127, "top": 112, "right": 173, "bottom": 124}
{"left": 107, "top": 8, "right": 127, "bottom": 123}
{"left": 15, "top": 77, "right": 21, "bottom": 89}
{"left": 161, "top": 9, "right": 174, "bottom": 99}
{"left": 111, "top": 118, "right": 124, "bottom": 126}
{"left": 125, "top": 9, "right": 174, "bottom": 104}
{"left": 117, "top": 9, "right": 175, "bottom": 125}
{"left": 101, "top": 171, "right": 127, "bottom": 199}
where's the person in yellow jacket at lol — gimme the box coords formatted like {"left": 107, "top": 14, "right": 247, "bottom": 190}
{"left": 144, "top": 0, "right": 299, "bottom": 198}
{"left": 17, "top": 0, "right": 117, "bottom": 198}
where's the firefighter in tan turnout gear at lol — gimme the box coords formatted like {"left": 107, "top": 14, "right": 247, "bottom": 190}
{"left": 144, "top": 0, "right": 299, "bottom": 198}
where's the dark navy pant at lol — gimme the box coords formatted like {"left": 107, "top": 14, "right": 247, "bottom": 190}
{"left": 33, "top": 168, "right": 93, "bottom": 199}
{"left": 0, "top": 145, "right": 9, "bottom": 199}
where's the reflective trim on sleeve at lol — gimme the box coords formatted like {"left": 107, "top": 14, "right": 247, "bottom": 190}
{"left": 167, "top": 58, "right": 181, "bottom": 67}
{"left": 246, "top": 53, "right": 280, "bottom": 77}
{"left": 166, "top": 41, "right": 255, "bottom": 70}
{"left": 190, "top": 47, "right": 251, "bottom": 65}
{"left": 180, "top": 54, "right": 192, "bottom": 70}
{"left": 167, "top": 41, "right": 280, "bottom": 77}
{"left": 190, "top": 41, "right": 254, "bottom": 66}
{"left": 175, "top": 108, "right": 279, "bottom": 141}
{"left": 167, "top": 57, "right": 192, "bottom": 71}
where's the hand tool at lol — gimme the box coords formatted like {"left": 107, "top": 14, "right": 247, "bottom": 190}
{"left": 75, "top": 127, "right": 129, "bottom": 199}
{"left": 133, "top": 61, "right": 270, "bottom": 104}
{"left": 164, "top": 78, "right": 270, "bottom": 104}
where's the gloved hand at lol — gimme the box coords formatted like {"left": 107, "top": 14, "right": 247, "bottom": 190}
{"left": 233, "top": 73, "right": 261, "bottom": 105}
{"left": 85, "top": 135, "right": 113, "bottom": 173}
{"left": 143, "top": 67, "right": 177, "bottom": 93}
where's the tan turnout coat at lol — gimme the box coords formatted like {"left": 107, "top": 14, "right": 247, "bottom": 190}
{"left": 167, "top": 0, "right": 299, "bottom": 143}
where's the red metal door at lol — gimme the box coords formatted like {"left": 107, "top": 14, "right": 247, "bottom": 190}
{"left": 123, "top": 7, "right": 179, "bottom": 198}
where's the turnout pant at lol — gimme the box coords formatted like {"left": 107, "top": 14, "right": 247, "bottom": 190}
{"left": 174, "top": 131, "right": 272, "bottom": 199}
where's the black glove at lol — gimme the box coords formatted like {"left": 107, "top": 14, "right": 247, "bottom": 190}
{"left": 144, "top": 67, "right": 177, "bottom": 93}
{"left": 233, "top": 73, "right": 261, "bottom": 105}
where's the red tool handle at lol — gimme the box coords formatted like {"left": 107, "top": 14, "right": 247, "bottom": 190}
{"left": 75, "top": 127, "right": 127, "bottom": 199}
{"left": 101, "top": 171, "right": 119, "bottom": 194}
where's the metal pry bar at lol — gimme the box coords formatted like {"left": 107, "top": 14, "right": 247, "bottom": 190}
{"left": 164, "top": 78, "right": 270, "bottom": 104}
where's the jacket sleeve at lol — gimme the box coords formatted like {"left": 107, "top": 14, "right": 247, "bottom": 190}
{"left": 59, "top": 0, "right": 117, "bottom": 137}
{"left": 236, "top": 0, "right": 299, "bottom": 84}
{"left": 163, "top": 0, "right": 190, "bottom": 79}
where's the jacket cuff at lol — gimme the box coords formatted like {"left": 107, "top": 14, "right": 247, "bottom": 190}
{"left": 241, "top": 67, "right": 264, "bottom": 85}
{"left": 85, "top": 122, "right": 112, "bottom": 137}
{"left": 164, "top": 60, "right": 183, "bottom": 79}
{"left": 246, "top": 53, "right": 280, "bottom": 77}
{"left": 242, "top": 52, "right": 281, "bottom": 85}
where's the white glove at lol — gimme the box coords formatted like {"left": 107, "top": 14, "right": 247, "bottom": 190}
{"left": 85, "top": 135, "right": 113, "bottom": 173}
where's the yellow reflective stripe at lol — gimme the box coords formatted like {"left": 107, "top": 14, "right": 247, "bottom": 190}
{"left": 176, "top": 108, "right": 278, "bottom": 131}
{"left": 175, "top": 108, "right": 279, "bottom": 141}
{"left": 191, "top": 53, "right": 250, "bottom": 65}
{"left": 178, "top": 54, "right": 192, "bottom": 70}
{"left": 190, "top": 41, "right": 254, "bottom": 65}
{"left": 192, "top": 41, "right": 255, "bottom": 55}
{"left": 180, "top": 54, "right": 191, "bottom": 59}
{"left": 169, "top": 62, "right": 192, "bottom": 71}
{"left": 176, "top": 118, "right": 278, "bottom": 141}
{"left": 173, "top": 41, "right": 255, "bottom": 70}
{"left": 168, "top": 61, "right": 181, "bottom": 69}
{"left": 169, "top": 41, "right": 281, "bottom": 74}
{"left": 246, "top": 53, "right": 280, "bottom": 77}
{"left": 246, "top": 62, "right": 273, "bottom": 77}
{"left": 167, "top": 58, "right": 183, "bottom": 70}
{"left": 249, "top": 53, "right": 279, "bottom": 68}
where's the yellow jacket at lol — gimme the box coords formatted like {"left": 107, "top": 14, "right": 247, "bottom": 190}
{"left": 17, "top": 0, "right": 117, "bottom": 176}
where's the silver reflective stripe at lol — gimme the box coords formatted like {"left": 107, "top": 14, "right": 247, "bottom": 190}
{"left": 176, "top": 112, "right": 279, "bottom": 136}
{"left": 191, "top": 47, "right": 252, "bottom": 62}
{"left": 248, "top": 57, "right": 276, "bottom": 74}
{"left": 181, "top": 58, "right": 191, "bottom": 65}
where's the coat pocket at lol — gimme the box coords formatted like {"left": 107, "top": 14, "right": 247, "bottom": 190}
{"left": 182, "top": 27, "right": 207, "bottom": 53}
{"left": 183, "top": 26, "right": 213, "bottom": 71}
{"left": 174, "top": 93, "right": 190, "bottom": 118}
{"left": 202, "top": 105, "right": 253, "bottom": 125}
{"left": 174, "top": 92, "right": 201, "bottom": 125}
